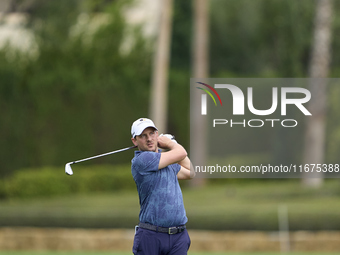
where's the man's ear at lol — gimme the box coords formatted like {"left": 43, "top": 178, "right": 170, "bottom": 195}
{"left": 131, "top": 137, "right": 138, "bottom": 146}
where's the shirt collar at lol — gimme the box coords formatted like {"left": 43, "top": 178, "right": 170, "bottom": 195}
{"left": 134, "top": 149, "right": 161, "bottom": 156}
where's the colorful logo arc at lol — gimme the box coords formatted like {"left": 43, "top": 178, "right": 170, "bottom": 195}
{"left": 196, "top": 82, "right": 223, "bottom": 115}
{"left": 196, "top": 82, "right": 223, "bottom": 106}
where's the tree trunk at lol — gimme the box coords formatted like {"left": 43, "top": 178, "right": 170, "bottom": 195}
{"left": 190, "top": 0, "right": 209, "bottom": 187}
{"left": 302, "top": 0, "right": 333, "bottom": 187}
{"left": 149, "top": 0, "right": 173, "bottom": 133}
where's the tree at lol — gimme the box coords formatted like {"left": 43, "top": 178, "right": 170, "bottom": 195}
{"left": 149, "top": 0, "right": 173, "bottom": 132}
{"left": 302, "top": 0, "right": 333, "bottom": 187}
{"left": 190, "top": 0, "right": 209, "bottom": 186}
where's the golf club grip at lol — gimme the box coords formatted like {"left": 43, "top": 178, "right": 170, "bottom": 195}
{"left": 73, "top": 145, "right": 137, "bottom": 164}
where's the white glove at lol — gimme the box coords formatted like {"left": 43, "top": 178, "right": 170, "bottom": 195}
{"left": 159, "top": 133, "right": 178, "bottom": 143}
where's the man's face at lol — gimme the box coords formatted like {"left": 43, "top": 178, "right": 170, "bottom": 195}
{"left": 132, "top": 127, "right": 158, "bottom": 152}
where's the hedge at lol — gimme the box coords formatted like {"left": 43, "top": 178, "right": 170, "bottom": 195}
{"left": 1, "top": 164, "right": 136, "bottom": 199}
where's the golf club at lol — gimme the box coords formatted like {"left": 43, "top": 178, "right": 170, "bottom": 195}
{"left": 65, "top": 145, "right": 137, "bottom": 175}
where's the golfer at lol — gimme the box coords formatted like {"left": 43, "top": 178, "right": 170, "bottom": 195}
{"left": 130, "top": 118, "right": 193, "bottom": 255}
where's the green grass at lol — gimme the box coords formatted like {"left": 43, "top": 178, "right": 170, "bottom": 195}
{"left": 1, "top": 179, "right": 340, "bottom": 230}
{"left": 184, "top": 179, "right": 340, "bottom": 230}
{"left": 0, "top": 252, "right": 338, "bottom": 255}
{"left": 1, "top": 180, "right": 339, "bottom": 254}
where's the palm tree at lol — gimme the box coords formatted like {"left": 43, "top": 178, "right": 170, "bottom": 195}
{"left": 190, "top": 0, "right": 209, "bottom": 187}
{"left": 302, "top": 0, "right": 333, "bottom": 187}
{"left": 149, "top": 0, "right": 173, "bottom": 132}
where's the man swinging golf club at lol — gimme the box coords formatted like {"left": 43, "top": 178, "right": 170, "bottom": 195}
{"left": 131, "top": 118, "right": 194, "bottom": 255}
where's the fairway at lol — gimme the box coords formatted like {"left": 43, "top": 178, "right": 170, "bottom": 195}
{"left": 0, "top": 252, "right": 338, "bottom": 255}
{"left": 1, "top": 180, "right": 340, "bottom": 253}
{"left": 1, "top": 179, "right": 340, "bottom": 230}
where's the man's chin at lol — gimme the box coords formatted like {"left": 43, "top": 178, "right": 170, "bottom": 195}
{"left": 143, "top": 146, "right": 157, "bottom": 152}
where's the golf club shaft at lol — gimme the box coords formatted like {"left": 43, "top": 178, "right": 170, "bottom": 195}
{"left": 71, "top": 145, "right": 137, "bottom": 164}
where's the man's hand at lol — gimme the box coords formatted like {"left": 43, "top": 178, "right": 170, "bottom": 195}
{"left": 159, "top": 134, "right": 178, "bottom": 143}
{"left": 157, "top": 135, "right": 176, "bottom": 150}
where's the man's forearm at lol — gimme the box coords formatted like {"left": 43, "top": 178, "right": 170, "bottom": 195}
{"left": 178, "top": 156, "right": 196, "bottom": 178}
{"left": 178, "top": 156, "right": 191, "bottom": 170}
{"left": 158, "top": 141, "right": 187, "bottom": 170}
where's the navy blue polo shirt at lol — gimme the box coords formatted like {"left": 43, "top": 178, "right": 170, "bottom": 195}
{"left": 131, "top": 150, "right": 188, "bottom": 227}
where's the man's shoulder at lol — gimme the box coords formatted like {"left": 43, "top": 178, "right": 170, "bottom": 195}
{"left": 132, "top": 150, "right": 161, "bottom": 172}
{"left": 132, "top": 150, "right": 160, "bottom": 161}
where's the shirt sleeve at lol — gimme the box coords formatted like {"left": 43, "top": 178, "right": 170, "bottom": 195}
{"left": 171, "top": 163, "right": 181, "bottom": 175}
{"left": 135, "top": 151, "right": 161, "bottom": 175}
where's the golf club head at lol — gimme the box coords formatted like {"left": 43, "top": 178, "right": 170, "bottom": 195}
{"left": 65, "top": 163, "right": 73, "bottom": 175}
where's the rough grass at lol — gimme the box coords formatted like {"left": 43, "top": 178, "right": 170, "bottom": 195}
{"left": 1, "top": 179, "right": 340, "bottom": 230}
